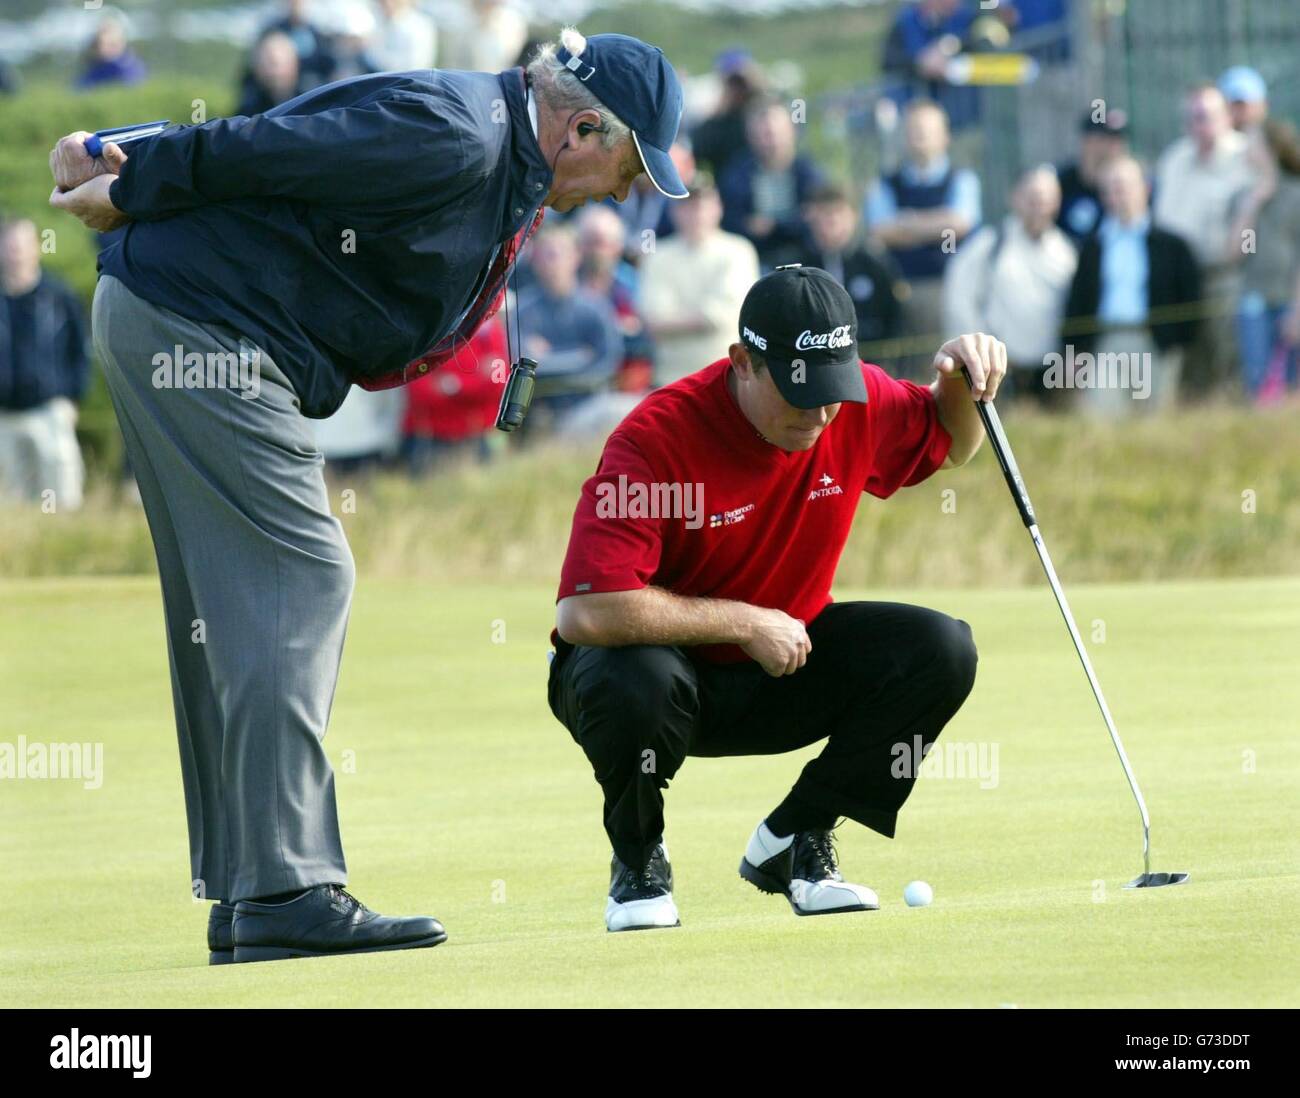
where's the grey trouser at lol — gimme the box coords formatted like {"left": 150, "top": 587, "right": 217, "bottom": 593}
{"left": 93, "top": 275, "right": 350, "bottom": 902}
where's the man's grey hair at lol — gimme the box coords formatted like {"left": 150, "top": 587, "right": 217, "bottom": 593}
{"left": 527, "top": 27, "right": 632, "bottom": 151}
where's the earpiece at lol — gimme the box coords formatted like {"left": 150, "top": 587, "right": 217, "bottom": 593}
{"left": 552, "top": 112, "right": 607, "bottom": 172}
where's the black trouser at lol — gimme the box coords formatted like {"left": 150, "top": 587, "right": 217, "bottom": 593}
{"left": 547, "top": 601, "right": 978, "bottom": 870}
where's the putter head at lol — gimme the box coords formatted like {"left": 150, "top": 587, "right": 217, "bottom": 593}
{"left": 1125, "top": 871, "right": 1190, "bottom": 889}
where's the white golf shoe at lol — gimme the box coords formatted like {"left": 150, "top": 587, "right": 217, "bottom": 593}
{"left": 740, "top": 821, "right": 879, "bottom": 916}
{"left": 604, "top": 842, "right": 681, "bottom": 932}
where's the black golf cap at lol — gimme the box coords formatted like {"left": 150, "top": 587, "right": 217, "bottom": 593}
{"left": 738, "top": 265, "right": 866, "bottom": 409}
{"left": 1079, "top": 106, "right": 1129, "bottom": 137}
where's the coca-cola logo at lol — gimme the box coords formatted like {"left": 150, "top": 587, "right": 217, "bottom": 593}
{"left": 795, "top": 325, "right": 853, "bottom": 352}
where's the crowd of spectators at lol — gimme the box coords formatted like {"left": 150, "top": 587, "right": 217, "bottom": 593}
{"left": 1, "top": 0, "right": 1293, "bottom": 504}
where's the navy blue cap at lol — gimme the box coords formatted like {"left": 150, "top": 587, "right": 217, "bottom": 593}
{"left": 555, "top": 33, "right": 688, "bottom": 199}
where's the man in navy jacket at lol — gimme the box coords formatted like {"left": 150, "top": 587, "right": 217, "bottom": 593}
{"left": 48, "top": 28, "right": 688, "bottom": 964}
{"left": 0, "top": 216, "right": 89, "bottom": 509}
{"left": 718, "top": 97, "right": 824, "bottom": 270}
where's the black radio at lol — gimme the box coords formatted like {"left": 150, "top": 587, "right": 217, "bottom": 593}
{"left": 495, "top": 355, "right": 538, "bottom": 432}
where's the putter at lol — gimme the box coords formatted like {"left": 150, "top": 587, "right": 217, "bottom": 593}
{"left": 961, "top": 368, "right": 1188, "bottom": 889}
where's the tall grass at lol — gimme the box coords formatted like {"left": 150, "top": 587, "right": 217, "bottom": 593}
{"left": 5, "top": 400, "right": 1298, "bottom": 587}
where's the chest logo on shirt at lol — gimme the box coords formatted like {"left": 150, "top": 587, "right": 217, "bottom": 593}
{"left": 708, "top": 502, "right": 755, "bottom": 528}
{"left": 808, "top": 473, "right": 844, "bottom": 501}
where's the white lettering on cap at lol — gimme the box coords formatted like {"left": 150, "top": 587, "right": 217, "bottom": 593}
{"left": 743, "top": 326, "right": 768, "bottom": 350}
{"left": 795, "top": 325, "right": 853, "bottom": 352}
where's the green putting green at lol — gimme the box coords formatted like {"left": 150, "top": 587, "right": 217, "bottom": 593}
{"left": 1, "top": 576, "right": 1296, "bottom": 1007}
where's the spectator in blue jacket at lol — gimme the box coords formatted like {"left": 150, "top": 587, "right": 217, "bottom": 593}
{"left": 75, "top": 10, "right": 147, "bottom": 92}
{"left": 866, "top": 97, "right": 980, "bottom": 375}
{"left": 48, "top": 27, "right": 689, "bottom": 965}
{"left": 577, "top": 206, "right": 653, "bottom": 390}
{"left": 691, "top": 52, "right": 766, "bottom": 179}
{"left": 882, "top": 0, "right": 978, "bottom": 130}
{"left": 256, "top": 0, "right": 337, "bottom": 89}
{"left": 236, "top": 32, "right": 305, "bottom": 118}
{"left": 719, "top": 97, "right": 825, "bottom": 270}
{"left": 800, "top": 184, "right": 904, "bottom": 361}
{"left": 0, "top": 217, "right": 89, "bottom": 510}
{"left": 519, "top": 223, "right": 623, "bottom": 422}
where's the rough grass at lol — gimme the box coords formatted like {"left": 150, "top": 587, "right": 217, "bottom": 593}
{"left": 6, "top": 401, "right": 1299, "bottom": 589}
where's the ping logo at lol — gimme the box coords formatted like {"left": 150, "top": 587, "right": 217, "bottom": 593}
{"left": 742, "top": 326, "right": 767, "bottom": 350}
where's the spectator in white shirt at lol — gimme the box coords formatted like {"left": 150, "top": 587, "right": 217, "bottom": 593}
{"left": 944, "top": 166, "right": 1077, "bottom": 406}
{"left": 440, "top": 0, "right": 529, "bottom": 74}
{"left": 1153, "top": 83, "right": 1253, "bottom": 394}
{"left": 369, "top": 0, "right": 437, "bottom": 72}
{"left": 639, "top": 174, "right": 760, "bottom": 386}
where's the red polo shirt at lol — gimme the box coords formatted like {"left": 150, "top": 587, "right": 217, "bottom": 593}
{"left": 554, "top": 358, "right": 952, "bottom": 663}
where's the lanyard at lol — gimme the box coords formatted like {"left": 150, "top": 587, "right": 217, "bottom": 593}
{"left": 494, "top": 220, "right": 538, "bottom": 432}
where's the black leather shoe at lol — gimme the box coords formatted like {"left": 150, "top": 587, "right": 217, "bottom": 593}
{"left": 208, "top": 902, "right": 235, "bottom": 965}
{"left": 740, "top": 822, "right": 878, "bottom": 916}
{"left": 605, "top": 843, "right": 680, "bottom": 931}
{"left": 232, "top": 884, "right": 447, "bottom": 963}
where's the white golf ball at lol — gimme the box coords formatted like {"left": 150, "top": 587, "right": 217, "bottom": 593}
{"left": 904, "top": 880, "right": 933, "bottom": 907}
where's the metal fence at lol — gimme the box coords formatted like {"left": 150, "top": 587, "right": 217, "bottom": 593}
{"left": 845, "top": 0, "right": 1298, "bottom": 222}
{"left": 982, "top": 0, "right": 1299, "bottom": 218}
{"left": 1098, "top": 0, "right": 1300, "bottom": 157}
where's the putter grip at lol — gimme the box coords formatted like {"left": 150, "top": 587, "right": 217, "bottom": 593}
{"left": 83, "top": 120, "right": 171, "bottom": 159}
{"left": 959, "top": 367, "right": 1037, "bottom": 528}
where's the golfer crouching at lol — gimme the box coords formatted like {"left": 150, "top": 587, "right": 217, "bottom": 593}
{"left": 548, "top": 266, "right": 1007, "bottom": 930}
{"left": 47, "top": 28, "right": 688, "bottom": 963}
